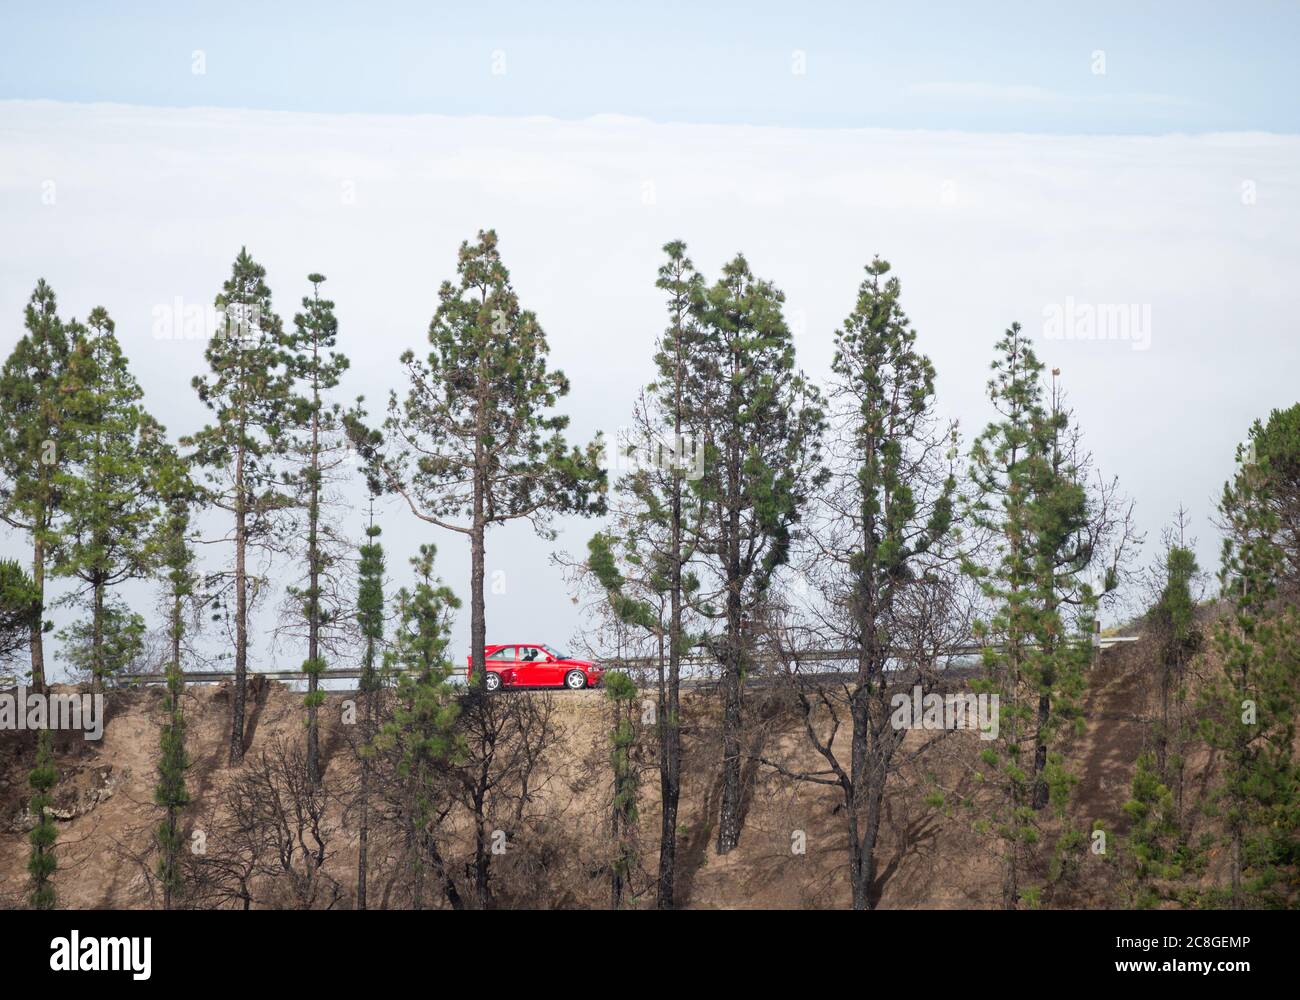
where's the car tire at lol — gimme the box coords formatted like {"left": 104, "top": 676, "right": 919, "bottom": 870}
{"left": 564, "top": 669, "right": 587, "bottom": 691}
{"left": 484, "top": 672, "right": 502, "bottom": 692}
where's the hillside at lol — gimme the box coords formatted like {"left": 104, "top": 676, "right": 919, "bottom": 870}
{"left": 0, "top": 633, "right": 1238, "bottom": 909}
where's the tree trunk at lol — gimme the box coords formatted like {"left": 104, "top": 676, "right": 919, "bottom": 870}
{"left": 356, "top": 687, "right": 371, "bottom": 910}
{"left": 162, "top": 585, "right": 183, "bottom": 911}
{"left": 1031, "top": 690, "right": 1050, "bottom": 810}
{"left": 611, "top": 721, "right": 625, "bottom": 911}
{"left": 91, "top": 573, "right": 104, "bottom": 694}
{"left": 1173, "top": 670, "right": 1186, "bottom": 827}
{"left": 656, "top": 330, "right": 687, "bottom": 905}
{"left": 1002, "top": 839, "right": 1019, "bottom": 910}
{"left": 30, "top": 535, "right": 45, "bottom": 692}
{"left": 1156, "top": 663, "right": 1170, "bottom": 780}
{"left": 161, "top": 809, "right": 177, "bottom": 910}
{"left": 405, "top": 798, "right": 424, "bottom": 911}
{"left": 306, "top": 395, "right": 321, "bottom": 785}
{"left": 658, "top": 458, "right": 683, "bottom": 906}
{"left": 716, "top": 622, "right": 744, "bottom": 854}
{"left": 716, "top": 456, "right": 744, "bottom": 855}
{"left": 860, "top": 780, "right": 886, "bottom": 909}
{"left": 470, "top": 463, "right": 486, "bottom": 687}
{"left": 422, "top": 829, "right": 464, "bottom": 910}
{"left": 230, "top": 444, "right": 248, "bottom": 765}
{"left": 473, "top": 791, "right": 492, "bottom": 909}
{"left": 1231, "top": 819, "right": 1243, "bottom": 910}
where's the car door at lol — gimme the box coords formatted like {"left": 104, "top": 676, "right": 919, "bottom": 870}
{"left": 512, "top": 645, "right": 538, "bottom": 685}
{"left": 485, "top": 646, "right": 516, "bottom": 686}
{"left": 515, "top": 645, "right": 554, "bottom": 686}
{"left": 533, "top": 646, "right": 565, "bottom": 686}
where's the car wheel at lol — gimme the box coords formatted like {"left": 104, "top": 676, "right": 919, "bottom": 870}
{"left": 485, "top": 672, "right": 502, "bottom": 692}
{"left": 564, "top": 669, "right": 587, "bottom": 690}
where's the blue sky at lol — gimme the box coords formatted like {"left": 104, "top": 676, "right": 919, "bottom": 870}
{"left": 2, "top": 0, "right": 1297, "bottom": 133}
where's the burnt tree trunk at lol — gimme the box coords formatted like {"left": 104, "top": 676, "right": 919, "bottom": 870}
{"left": 306, "top": 390, "right": 321, "bottom": 785}
{"left": 1031, "top": 689, "right": 1050, "bottom": 810}
{"left": 658, "top": 461, "right": 684, "bottom": 905}
{"left": 356, "top": 688, "right": 371, "bottom": 910}
{"left": 230, "top": 440, "right": 248, "bottom": 765}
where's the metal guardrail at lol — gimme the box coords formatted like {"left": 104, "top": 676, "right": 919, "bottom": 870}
{"left": 108, "top": 635, "right": 1140, "bottom": 688}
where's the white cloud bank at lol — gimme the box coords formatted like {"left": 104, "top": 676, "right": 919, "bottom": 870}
{"left": 1, "top": 100, "right": 1298, "bottom": 675}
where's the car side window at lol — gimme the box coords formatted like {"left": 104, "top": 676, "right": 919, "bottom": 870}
{"left": 487, "top": 646, "right": 515, "bottom": 661}
{"left": 519, "top": 646, "right": 539, "bottom": 662}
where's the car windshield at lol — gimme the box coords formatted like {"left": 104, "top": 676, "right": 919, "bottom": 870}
{"left": 542, "top": 644, "right": 568, "bottom": 660}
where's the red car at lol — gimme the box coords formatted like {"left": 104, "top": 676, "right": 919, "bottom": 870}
{"left": 467, "top": 643, "right": 604, "bottom": 692}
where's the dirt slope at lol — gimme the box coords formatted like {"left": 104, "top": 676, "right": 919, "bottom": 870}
{"left": 0, "top": 640, "right": 1215, "bottom": 909}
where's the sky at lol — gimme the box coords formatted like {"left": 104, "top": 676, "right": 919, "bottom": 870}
{"left": 1, "top": 5, "right": 1298, "bottom": 681}
{"left": 2, "top": 1, "right": 1299, "bottom": 133}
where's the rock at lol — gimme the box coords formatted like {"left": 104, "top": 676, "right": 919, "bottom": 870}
{"left": 46, "top": 763, "right": 126, "bottom": 821}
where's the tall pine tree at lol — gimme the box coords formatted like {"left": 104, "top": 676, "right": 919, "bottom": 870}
{"left": 687, "top": 253, "right": 825, "bottom": 854}
{"left": 54, "top": 306, "right": 170, "bottom": 690}
{"left": 1204, "top": 415, "right": 1300, "bottom": 906}
{"left": 965, "top": 325, "right": 1100, "bottom": 907}
{"left": 348, "top": 230, "right": 605, "bottom": 690}
{"left": 354, "top": 502, "right": 385, "bottom": 910}
{"left": 0, "top": 280, "right": 75, "bottom": 690}
{"left": 154, "top": 452, "right": 196, "bottom": 909}
{"left": 376, "top": 544, "right": 463, "bottom": 910}
{"left": 284, "top": 273, "right": 351, "bottom": 784}
{"left": 579, "top": 240, "right": 707, "bottom": 905}
{"left": 775, "top": 258, "right": 957, "bottom": 908}
{"left": 184, "top": 249, "right": 295, "bottom": 764}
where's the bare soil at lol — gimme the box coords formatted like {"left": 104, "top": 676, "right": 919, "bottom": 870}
{"left": 0, "top": 636, "right": 1233, "bottom": 909}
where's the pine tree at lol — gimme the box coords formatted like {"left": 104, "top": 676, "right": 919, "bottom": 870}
{"left": 573, "top": 513, "right": 680, "bottom": 903}
{"left": 1203, "top": 418, "right": 1300, "bottom": 907}
{"left": 284, "top": 273, "right": 351, "bottom": 784}
{"left": 646, "top": 240, "right": 706, "bottom": 904}
{"left": 154, "top": 453, "right": 196, "bottom": 909}
{"left": 1145, "top": 515, "right": 1202, "bottom": 821}
{"left": 347, "top": 230, "right": 606, "bottom": 691}
{"left": 0, "top": 280, "right": 75, "bottom": 690}
{"left": 964, "top": 325, "right": 1104, "bottom": 907}
{"left": 687, "top": 253, "right": 825, "bottom": 854}
{"left": 567, "top": 241, "right": 708, "bottom": 906}
{"left": 2, "top": 286, "right": 70, "bottom": 906}
{"left": 27, "top": 729, "right": 58, "bottom": 909}
{"left": 1024, "top": 370, "right": 1108, "bottom": 812}
{"left": 57, "top": 603, "right": 145, "bottom": 682}
{"left": 775, "top": 258, "right": 956, "bottom": 909}
{"left": 184, "top": 249, "right": 295, "bottom": 764}
{"left": 0, "top": 559, "right": 41, "bottom": 666}
{"left": 376, "top": 544, "right": 463, "bottom": 909}
{"left": 1225, "top": 404, "right": 1300, "bottom": 595}
{"left": 354, "top": 503, "right": 385, "bottom": 910}
{"left": 53, "top": 306, "right": 169, "bottom": 690}
{"left": 1122, "top": 751, "right": 1182, "bottom": 908}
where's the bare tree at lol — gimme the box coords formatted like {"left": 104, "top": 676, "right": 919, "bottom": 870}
{"left": 452, "top": 688, "right": 562, "bottom": 908}
{"left": 186, "top": 737, "right": 342, "bottom": 909}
